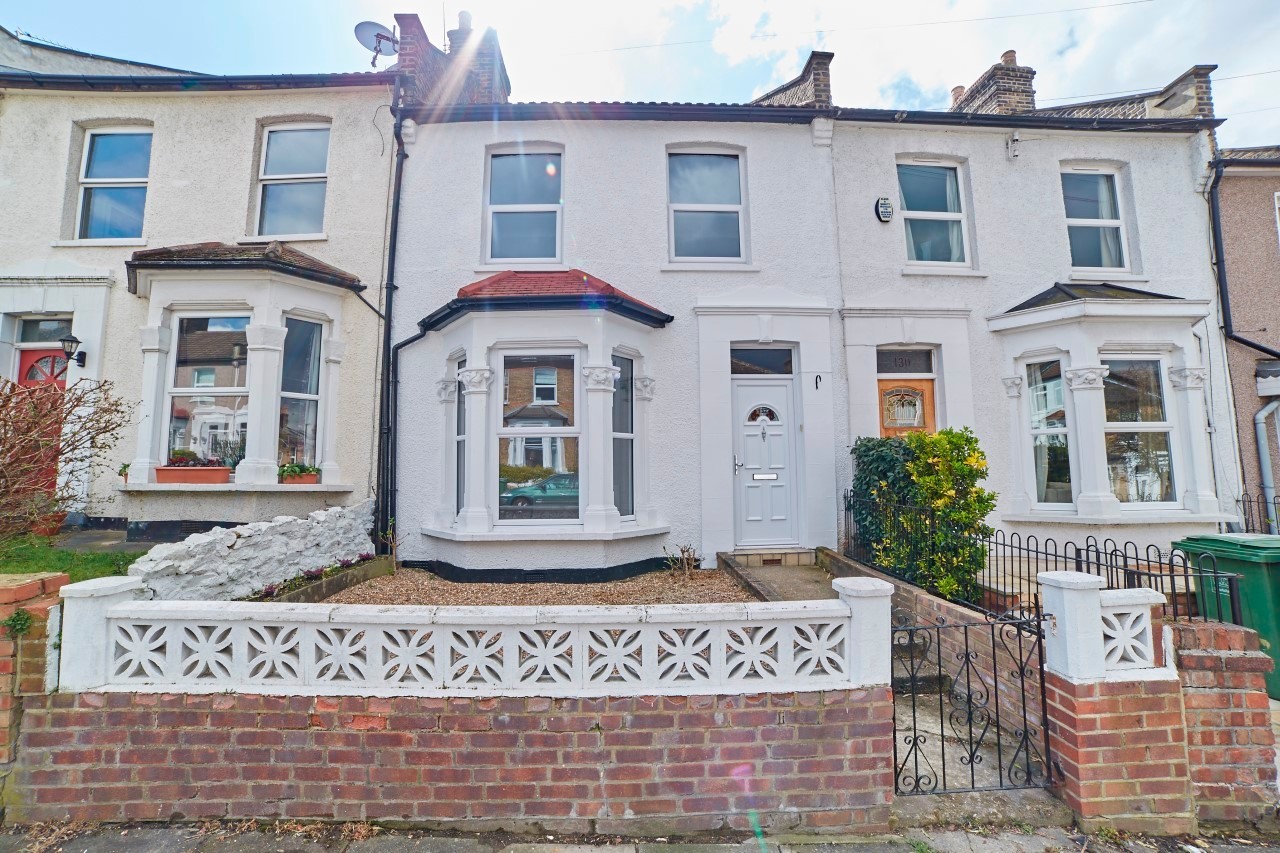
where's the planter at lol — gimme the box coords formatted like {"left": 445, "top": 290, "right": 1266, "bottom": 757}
{"left": 267, "top": 556, "right": 395, "bottom": 603}
{"left": 280, "top": 473, "right": 319, "bottom": 485}
{"left": 154, "top": 466, "right": 232, "bottom": 485}
{"left": 31, "top": 512, "right": 67, "bottom": 537}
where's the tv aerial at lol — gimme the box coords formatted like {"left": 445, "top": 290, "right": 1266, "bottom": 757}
{"left": 354, "top": 21, "right": 399, "bottom": 68}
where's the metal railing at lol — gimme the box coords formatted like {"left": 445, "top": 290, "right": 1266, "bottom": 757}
{"left": 1238, "top": 493, "right": 1279, "bottom": 534}
{"left": 843, "top": 491, "right": 1243, "bottom": 623}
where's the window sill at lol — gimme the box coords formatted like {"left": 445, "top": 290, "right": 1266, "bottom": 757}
{"left": 1068, "top": 271, "right": 1148, "bottom": 283}
{"left": 900, "top": 266, "right": 989, "bottom": 278}
{"left": 1000, "top": 511, "right": 1233, "bottom": 525}
{"left": 51, "top": 238, "right": 146, "bottom": 247}
{"left": 422, "top": 524, "right": 671, "bottom": 542}
{"left": 474, "top": 263, "right": 569, "bottom": 273}
{"left": 660, "top": 263, "right": 759, "bottom": 272}
{"left": 117, "top": 483, "right": 355, "bottom": 493}
{"left": 237, "top": 234, "right": 327, "bottom": 244}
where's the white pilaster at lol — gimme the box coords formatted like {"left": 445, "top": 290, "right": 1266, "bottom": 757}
{"left": 130, "top": 324, "right": 172, "bottom": 483}
{"left": 236, "top": 324, "right": 288, "bottom": 484}
{"left": 457, "top": 367, "right": 493, "bottom": 533}
{"left": 1169, "top": 366, "right": 1219, "bottom": 514}
{"left": 319, "top": 338, "right": 346, "bottom": 484}
{"left": 582, "top": 364, "right": 622, "bottom": 534}
{"left": 1064, "top": 365, "right": 1121, "bottom": 518}
{"left": 634, "top": 375, "right": 658, "bottom": 526}
{"left": 1038, "top": 571, "right": 1107, "bottom": 682}
{"left": 1002, "top": 375, "right": 1032, "bottom": 514}
{"left": 58, "top": 576, "right": 144, "bottom": 692}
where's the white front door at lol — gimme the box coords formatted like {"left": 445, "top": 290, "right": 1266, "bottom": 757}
{"left": 732, "top": 378, "right": 799, "bottom": 546}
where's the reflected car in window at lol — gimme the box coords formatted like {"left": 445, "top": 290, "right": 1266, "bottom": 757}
{"left": 499, "top": 473, "right": 579, "bottom": 508}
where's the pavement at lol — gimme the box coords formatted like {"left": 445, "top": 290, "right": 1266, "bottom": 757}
{"left": 4, "top": 826, "right": 1280, "bottom": 853}
{"left": 53, "top": 528, "right": 148, "bottom": 554}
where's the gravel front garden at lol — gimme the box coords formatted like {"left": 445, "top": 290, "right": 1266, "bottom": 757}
{"left": 323, "top": 566, "right": 757, "bottom": 606}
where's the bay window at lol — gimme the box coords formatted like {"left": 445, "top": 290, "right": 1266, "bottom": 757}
{"left": 1102, "top": 359, "right": 1174, "bottom": 503}
{"left": 1061, "top": 170, "right": 1127, "bottom": 269}
{"left": 613, "top": 354, "right": 635, "bottom": 518}
{"left": 485, "top": 149, "right": 562, "bottom": 262}
{"left": 279, "top": 318, "right": 323, "bottom": 466}
{"left": 499, "top": 354, "right": 579, "bottom": 521}
{"left": 1026, "top": 361, "right": 1072, "bottom": 504}
{"left": 455, "top": 358, "right": 467, "bottom": 515}
{"left": 668, "top": 150, "right": 746, "bottom": 261}
{"left": 897, "top": 162, "right": 968, "bottom": 264}
{"left": 167, "top": 317, "right": 249, "bottom": 467}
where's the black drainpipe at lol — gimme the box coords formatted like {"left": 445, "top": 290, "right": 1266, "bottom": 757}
{"left": 374, "top": 79, "right": 409, "bottom": 553}
{"left": 1208, "top": 159, "right": 1280, "bottom": 360}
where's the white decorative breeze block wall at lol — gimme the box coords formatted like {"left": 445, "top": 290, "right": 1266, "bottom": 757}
{"left": 127, "top": 500, "right": 375, "bottom": 601}
{"left": 1038, "top": 570, "right": 1166, "bottom": 682}
{"left": 57, "top": 576, "right": 894, "bottom": 697}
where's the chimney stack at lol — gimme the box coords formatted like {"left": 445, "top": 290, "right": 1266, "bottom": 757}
{"left": 752, "top": 50, "right": 835, "bottom": 108}
{"left": 951, "top": 49, "right": 1036, "bottom": 115}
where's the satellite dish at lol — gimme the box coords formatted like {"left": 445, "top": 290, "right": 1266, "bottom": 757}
{"left": 354, "top": 21, "right": 398, "bottom": 67}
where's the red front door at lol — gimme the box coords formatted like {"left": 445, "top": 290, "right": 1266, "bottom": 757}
{"left": 15, "top": 349, "right": 68, "bottom": 534}
{"left": 18, "top": 349, "right": 68, "bottom": 389}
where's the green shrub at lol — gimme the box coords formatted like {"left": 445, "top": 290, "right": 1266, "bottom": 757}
{"left": 499, "top": 464, "right": 552, "bottom": 484}
{"left": 851, "top": 428, "right": 997, "bottom": 602}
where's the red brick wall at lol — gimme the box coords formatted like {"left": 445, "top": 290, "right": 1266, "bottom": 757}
{"left": 1044, "top": 671, "right": 1196, "bottom": 835}
{"left": 0, "top": 573, "right": 67, "bottom": 764}
{"left": 1169, "top": 622, "right": 1277, "bottom": 824}
{"left": 8, "top": 689, "right": 894, "bottom": 833}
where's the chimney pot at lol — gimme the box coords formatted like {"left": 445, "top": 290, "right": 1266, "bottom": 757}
{"left": 458, "top": 11, "right": 473, "bottom": 30}
{"left": 951, "top": 85, "right": 966, "bottom": 105}
{"left": 1001, "top": 49, "right": 1017, "bottom": 66}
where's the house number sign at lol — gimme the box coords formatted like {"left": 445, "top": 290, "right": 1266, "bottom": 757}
{"left": 875, "top": 197, "right": 893, "bottom": 222}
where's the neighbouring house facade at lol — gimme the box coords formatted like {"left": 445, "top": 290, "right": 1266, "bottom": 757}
{"left": 0, "top": 38, "right": 398, "bottom": 538}
{"left": 386, "top": 41, "right": 1239, "bottom": 576}
{"left": 1212, "top": 145, "right": 1280, "bottom": 528}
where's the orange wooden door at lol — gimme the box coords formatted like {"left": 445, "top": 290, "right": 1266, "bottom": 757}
{"left": 18, "top": 349, "right": 68, "bottom": 389}
{"left": 878, "top": 378, "right": 936, "bottom": 437}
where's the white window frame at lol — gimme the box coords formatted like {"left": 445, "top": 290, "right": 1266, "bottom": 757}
{"left": 1100, "top": 354, "right": 1179, "bottom": 509}
{"left": 1023, "top": 358, "right": 1078, "bottom": 509}
{"left": 495, "top": 348, "right": 582, "bottom": 527}
{"left": 482, "top": 145, "right": 564, "bottom": 264}
{"left": 162, "top": 311, "right": 252, "bottom": 468}
{"left": 278, "top": 315, "right": 326, "bottom": 468}
{"left": 254, "top": 122, "right": 331, "bottom": 239}
{"left": 896, "top": 158, "right": 972, "bottom": 268}
{"left": 1273, "top": 192, "right": 1280, "bottom": 253}
{"left": 1062, "top": 165, "right": 1130, "bottom": 272}
{"left": 75, "top": 127, "right": 152, "bottom": 241}
{"left": 667, "top": 147, "right": 748, "bottom": 263}
{"left": 532, "top": 366, "right": 558, "bottom": 404}
{"left": 454, "top": 356, "right": 467, "bottom": 516}
{"left": 612, "top": 352, "right": 636, "bottom": 520}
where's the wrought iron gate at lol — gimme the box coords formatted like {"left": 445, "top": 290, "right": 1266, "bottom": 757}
{"left": 891, "top": 605, "right": 1052, "bottom": 794}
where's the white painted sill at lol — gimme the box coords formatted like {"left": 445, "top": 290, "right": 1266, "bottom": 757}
{"left": 51, "top": 238, "right": 146, "bottom": 247}
{"left": 1068, "top": 271, "right": 1149, "bottom": 283}
{"left": 1000, "top": 511, "right": 1232, "bottom": 525}
{"left": 661, "top": 263, "right": 759, "bottom": 272}
{"left": 473, "top": 263, "right": 569, "bottom": 273}
{"left": 117, "top": 483, "right": 355, "bottom": 493}
{"left": 422, "top": 524, "right": 671, "bottom": 542}
{"left": 900, "top": 266, "right": 989, "bottom": 278}
{"left": 237, "top": 234, "right": 327, "bottom": 244}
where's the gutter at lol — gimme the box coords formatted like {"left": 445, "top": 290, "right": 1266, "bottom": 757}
{"left": 1207, "top": 160, "right": 1280, "bottom": 360}
{"left": 374, "top": 76, "right": 410, "bottom": 554}
{"left": 0, "top": 70, "right": 397, "bottom": 93}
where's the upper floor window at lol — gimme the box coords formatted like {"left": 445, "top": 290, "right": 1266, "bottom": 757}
{"left": 77, "top": 130, "right": 152, "bottom": 239}
{"left": 1061, "top": 170, "right": 1126, "bottom": 269}
{"left": 897, "top": 163, "right": 967, "bottom": 264}
{"left": 486, "top": 150, "right": 562, "bottom": 261}
{"left": 668, "top": 151, "right": 745, "bottom": 261}
{"left": 257, "top": 125, "right": 330, "bottom": 237}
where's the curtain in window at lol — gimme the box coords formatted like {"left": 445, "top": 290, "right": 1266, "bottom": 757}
{"left": 903, "top": 219, "right": 965, "bottom": 262}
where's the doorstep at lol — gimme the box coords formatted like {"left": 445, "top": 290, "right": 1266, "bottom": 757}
{"left": 718, "top": 550, "right": 835, "bottom": 602}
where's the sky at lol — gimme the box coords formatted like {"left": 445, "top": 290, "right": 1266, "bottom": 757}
{"left": 6, "top": 0, "right": 1277, "bottom": 148}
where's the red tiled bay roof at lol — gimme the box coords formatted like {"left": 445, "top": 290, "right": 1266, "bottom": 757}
{"left": 457, "top": 269, "right": 663, "bottom": 312}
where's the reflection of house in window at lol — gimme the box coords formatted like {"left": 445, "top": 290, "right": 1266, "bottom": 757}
{"left": 533, "top": 367, "right": 557, "bottom": 403}
{"left": 500, "top": 355, "right": 578, "bottom": 475}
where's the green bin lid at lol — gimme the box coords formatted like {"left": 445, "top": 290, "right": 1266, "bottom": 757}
{"left": 1174, "top": 533, "right": 1280, "bottom": 562}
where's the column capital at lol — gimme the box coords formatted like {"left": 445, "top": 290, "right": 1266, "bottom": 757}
{"left": 1064, "top": 365, "right": 1109, "bottom": 391}
{"left": 1001, "top": 376, "right": 1023, "bottom": 398}
{"left": 457, "top": 367, "right": 493, "bottom": 394}
{"left": 245, "top": 323, "right": 288, "bottom": 350}
{"left": 634, "top": 375, "right": 656, "bottom": 401}
{"left": 583, "top": 364, "right": 621, "bottom": 391}
{"left": 138, "top": 325, "right": 172, "bottom": 354}
{"left": 1169, "top": 366, "right": 1206, "bottom": 390}
{"left": 323, "top": 338, "right": 346, "bottom": 364}
{"left": 436, "top": 379, "right": 457, "bottom": 403}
